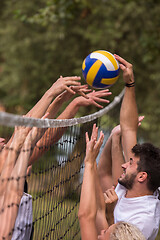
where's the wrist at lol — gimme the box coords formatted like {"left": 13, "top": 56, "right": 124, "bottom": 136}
{"left": 84, "top": 159, "right": 95, "bottom": 168}
{"left": 72, "top": 97, "right": 81, "bottom": 107}
{"left": 68, "top": 99, "right": 80, "bottom": 112}
{"left": 125, "top": 81, "right": 135, "bottom": 87}
{"left": 44, "top": 89, "right": 55, "bottom": 100}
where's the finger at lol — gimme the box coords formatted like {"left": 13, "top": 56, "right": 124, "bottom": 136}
{"left": 114, "top": 54, "right": 131, "bottom": 67}
{"left": 95, "top": 131, "right": 104, "bottom": 149}
{"left": 89, "top": 89, "right": 112, "bottom": 96}
{"left": 104, "top": 193, "right": 111, "bottom": 204}
{"left": 65, "top": 80, "right": 81, "bottom": 86}
{"left": 71, "top": 85, "right": 88, "bottom": 90}
{"left": 64, "top": 76, "right": 81, "bottom": 81}
{"left": 77, "top": 90, "right": 89, "bottom": 99}
{"left": 81, "top": 89, "right": 92, "bottom": 93}
{"left": 91, "top": 124, "right": 97, "bottom": 139}
{"left": 90, "top": 92, "right": 112, "bottom": 99}
{"left": 41, "top": 112, "right": 49, "bottom": 119}
{"left": 90, "top": 96, "right": 110, "bottom": 103}
{"left": 138, "top": 116, "right": 145, "bottom": 122}
{"left": 93, "top": 89, "right": 110, "bottom": 94}
{"left": 106, "top": 189, "right": 114, "bottom": 200}
{"left": 90, "top": 100, "right": 104, "bottom": 108}
{"left": 108, "top": 188, "right": 118, "bottom": 201}
{"left": 92, "top": 125, "right": 98, "bottom": 140}
{"left": 110, "top": 189, "right": 118, "bottom": 201}
{"left": 86, "top": 132, "right": 89, "bottom": 144}
{"left": 64, "top": 85, "right": 76, "bottom": 94}
{"left": 119, "top": 64, "right": 126, "bottom": 71}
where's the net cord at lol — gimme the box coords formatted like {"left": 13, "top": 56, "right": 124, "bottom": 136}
{"left": 0, "top": 89, "right": 124, "bottom": 128}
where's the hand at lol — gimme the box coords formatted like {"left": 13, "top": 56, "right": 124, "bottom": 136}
{"left": 48, "top": 76, "right": 81, "bottom": 97}
{"left": 74, "top": 89, "right": 112, "bottom": 109}
{"left": 114, "top": 54, "right": 134, "bottom": 84}
{"left": 138, "top": 115, "right": 144, "bottom": 126}
{"left": 104, "top": 186, "right": 118, "bottom": 211}
{"left": 85, "top": 124, "right": 104, "bottom": 165}
{"left": 54, "top": 84, "right": 91, "bottom": 103}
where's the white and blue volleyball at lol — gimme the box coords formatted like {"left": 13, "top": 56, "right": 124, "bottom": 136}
{"left": 82, "top": 50, "right": 120, "bottom": 89}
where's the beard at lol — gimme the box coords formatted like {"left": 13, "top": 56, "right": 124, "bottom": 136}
{"left": 118, "top": 172, "right": 137, "bottom": 190}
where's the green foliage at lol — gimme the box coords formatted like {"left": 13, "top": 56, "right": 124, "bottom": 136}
{"left": 0, "top": 0, "right": 160, "bottom": 144}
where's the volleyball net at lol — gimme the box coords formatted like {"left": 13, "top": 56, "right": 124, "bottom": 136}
{"left": 0, "top": 90, "right": 124, "bottom": 240}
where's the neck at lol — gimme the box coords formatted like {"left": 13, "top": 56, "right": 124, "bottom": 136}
{"left": 125, "top": 185, "right": 153, "bottom": 198}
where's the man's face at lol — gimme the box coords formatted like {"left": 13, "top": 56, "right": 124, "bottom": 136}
{"left": 118, "top": 156, "right": 139, "bottom": 189}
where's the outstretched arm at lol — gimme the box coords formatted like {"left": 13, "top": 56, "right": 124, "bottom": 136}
{"left": 97, "top": 124, "right": 124, "bottom": 192}
{"left": 28, "top": 89, "right": 112, "bottom": 166}
{"left": 26, "top": 76, "right": 82, "bottom": 119}
{"left": 78, "top": 124, "right": 107, "bottom": 240}
{"left": 111, "top": 125, "right": 124, "bottom": 186}
{"left": 0, "top": 117, "right": 47, "bottom": 240}
{"left": 98, "top": 134, "right": 113, "bottom": 192}
{"left": 0, "top": 76, "right": 83, "bottom": 173}
{"left": 114, "top": 55, "right": 138, "bottom": 161}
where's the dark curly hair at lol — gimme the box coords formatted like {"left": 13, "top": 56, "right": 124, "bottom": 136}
{"left": 132, "top": 143, "right": 160, "bottom": 192}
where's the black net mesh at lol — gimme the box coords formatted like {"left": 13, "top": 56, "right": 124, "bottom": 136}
{"left": 0, "top": 93, "right": 122, "bottom": 240}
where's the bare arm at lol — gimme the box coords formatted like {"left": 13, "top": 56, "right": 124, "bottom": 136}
{"left": 78, "top": 124, "right": 105, "bottom": 240}
{"left": 26, "top": 76, "right": 81, "bottom": 118}
{"left": 95, "top": 164, "right": 109, "bottom": 235}
{"left": 28, "top": 89, "right": 111, "bottom": 166}
{"left": 98, "top": 135, "right": 113, "bottom": 192}
{"left": 111, "top": 126, "right": 124, "bottom": 186}
{"left": 0, "top": 122, "right": 46, "bottom": 239}
{"left": 114, "top": 55, "right": 138, "bottom": 161}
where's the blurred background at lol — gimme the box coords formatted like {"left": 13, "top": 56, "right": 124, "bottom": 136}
{"left": 0, "top": 0, "right": 160, "bottom": 145}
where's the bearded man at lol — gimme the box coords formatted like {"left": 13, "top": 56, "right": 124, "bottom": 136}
{"left": 98, "top": 55, "right": 160, "bottom": 240}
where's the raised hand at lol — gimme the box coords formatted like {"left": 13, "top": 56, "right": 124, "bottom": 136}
{"left": 114, "top": 54, "right": 134, "bottom": 84}
{"left": 53, "top": 84, "right": 91, "bottom": 103}
{"left": 85, "top": 124, "right": 104, "bottom": 164}
{"left": 74, "top": 89, "right": 112, "bottom": 109}
{"left": 49, "top": 76, "right": 81, "bottom": 97}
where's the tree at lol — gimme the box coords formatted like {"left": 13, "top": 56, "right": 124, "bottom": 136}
{"left": 0, "top": 0, "right": 160, "bottom": 143}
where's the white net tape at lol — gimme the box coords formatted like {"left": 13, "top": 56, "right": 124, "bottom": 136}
{"left": 0, "top": 89, "right": 124, "bottom": 128}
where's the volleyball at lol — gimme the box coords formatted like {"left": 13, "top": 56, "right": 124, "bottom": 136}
{"left": 82, "top": 50, "right": 120, "bottom": 89}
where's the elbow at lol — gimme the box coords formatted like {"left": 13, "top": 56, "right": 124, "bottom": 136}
{"left": 78, "top": 209, "right": 96, "bottom": 222}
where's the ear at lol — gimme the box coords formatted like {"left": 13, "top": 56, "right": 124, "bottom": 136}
{"left": 137, "top": 172, "right": 148, "bottom": 183}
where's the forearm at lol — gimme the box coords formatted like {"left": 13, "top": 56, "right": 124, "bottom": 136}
{"left": 0, "top": 134, "right": 27, "bottom": 181}
{"left": 120, "top": 86, "right": 138, "bottom": 131}
{"left": 78, "top": 162, "right": 97, "bottom": 220}
{"left": 120, "top": 86, "right": 138, "bottom": 159}
{"left": 47, "top": 96, "right": 66, "bottom": 119}
{"left": 111, "top": 134, "right": 124, "bottom": 186}
{"left": 57, "top": 98, "right": 80, "bottom": 120}
{"left": 98, "top": 136, "right": 113, "bottom": 191}
{"left": 95, "top": 164, "right": 109, "bottom": 233}
{"left": 26, "top": 90, "right": 54, "bottom": 118}
{"left": 0, "top": 191, "right": 22, "bottom": 240}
